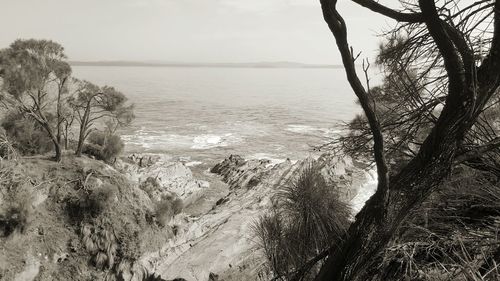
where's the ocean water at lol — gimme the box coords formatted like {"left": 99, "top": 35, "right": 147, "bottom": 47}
{"left": 72, "top": 66, "right": 361, "bottom": 165}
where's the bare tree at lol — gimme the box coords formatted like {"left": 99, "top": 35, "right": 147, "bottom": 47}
{"left": 312, "top": 0, "right": 500, "bottom": 280}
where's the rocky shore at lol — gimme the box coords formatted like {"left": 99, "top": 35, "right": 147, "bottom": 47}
{"left": 127, "top": 153, "right": 371, "bottom": 280}
{"left": 0, "top": 152, "right": 372, "bottom": 281}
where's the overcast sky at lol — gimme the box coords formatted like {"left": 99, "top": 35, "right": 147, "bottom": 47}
{"left": 0, "top": 0, "right": 398, "bottom": 64}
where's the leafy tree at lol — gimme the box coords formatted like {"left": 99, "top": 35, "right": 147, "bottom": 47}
{"left": 0, "top": 39, "right": 71, "bottom": 161}
{"left": 1, "top": 111, "right": 53, "bottom": 156}
{"left": 68, "top": 80, "right": 133, "bottom": 157}
{"left": 312, "top": 1, "right": 500, "bottom": 280}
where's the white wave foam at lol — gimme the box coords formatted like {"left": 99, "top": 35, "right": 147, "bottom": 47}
{"left": 246, "top": 153, "right": 289, "bottom": 167}
{"left": 191, "top": 133, "right": 242, "bottom": 150}
{"left": 185, "top": 161, "right": 203, "bottom": 167}
{"left": 122, "top": 133, "right": 193, "bottom": 150}
{"left": 285, "top": 124, "right": 341, "bottom": 137}
{"left": 122, "top": 130, "right": 244, "bottom": 151}
{"left": 350, "top": 168, "right": 378, "bottom": 214}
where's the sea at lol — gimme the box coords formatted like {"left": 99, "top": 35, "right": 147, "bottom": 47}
{"left": 72, "top": 66, "right": 362, "bottom": 166}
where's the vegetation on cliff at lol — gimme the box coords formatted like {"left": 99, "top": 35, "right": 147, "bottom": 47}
{"left": 0, "top": 39, "right": 134, "bottom": 163}
{"left": 0, "top": 155, "right": 178, "bottom": 280}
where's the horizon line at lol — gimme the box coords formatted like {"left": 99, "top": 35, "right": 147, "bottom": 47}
{"left": 69, "top": 60, "right": 344, "bottom": 69}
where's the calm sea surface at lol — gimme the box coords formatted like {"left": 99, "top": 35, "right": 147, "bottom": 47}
{"left": 72, "top": 66, "right": 361, "bottom": 165}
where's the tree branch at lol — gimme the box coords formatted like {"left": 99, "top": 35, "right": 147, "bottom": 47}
{"left": 419, "top": 0, "right": 467, "bottom": 97}
{"left": 352, "top": 0, "right": 423, "bottom": 23}
{"left": 321, "top": 0, "right": 390, "bottom": 211}
{"left": 455, "top": 136, "right": 500, "bottom": 164}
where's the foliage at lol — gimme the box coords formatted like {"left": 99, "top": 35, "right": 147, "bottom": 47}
{"left": 253, "top": 164, "right": 351, "bottom": 280}
{"left": 68, "top": 80, "right": 134, "bottom": 156}
{"left": 154, "top": 194, "right": 183, "bottom": 227}
{"left": 0, "top": 128, "right": 19, "bottom": 160}
{"left": 139, "top": 176, "right": 161, "bottom": 198}
{"left": 0, "top": 170, "right": 34, "bottom": 237}
{"left": 81, "top": 218, "right": 118, "bottom": 270}
{"left": 65, "top": 184, "right": 118, "bottom": 223}
{"left": 0, "top": 204, "right": 32, "bottom": 237}
{"left": 83, "top": 131, "right": 125, "bottom": 163}
{"left": 1, "top": 110, "right": 53, "bottom": 155}
{"left": 315, "top": 0, "right": 500, "bottom": 276}
{"left": 0, "top": 39, "right": 72, "bottom": 161}
{"left": 371, "top": 168, "right": 500, "bottom": 281}
{"left": 0, "top": 39, "right": 133, "bottom": 162}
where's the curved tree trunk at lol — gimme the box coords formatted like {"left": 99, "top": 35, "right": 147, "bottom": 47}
{"left": 39, "top": 120, "right": 62, "bottom": 162}
{"left": 314, "top": 0, "right": 500, "bottom": 280}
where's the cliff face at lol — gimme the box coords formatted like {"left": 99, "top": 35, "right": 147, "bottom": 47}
{"left": 151, "top": 153, "right": 369, "bottom": 281}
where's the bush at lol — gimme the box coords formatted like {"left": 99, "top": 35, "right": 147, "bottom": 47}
{"left": 81, "top": 218, "right": 118, "bottom": 270}
{"left": 253, "top": 164, "right": 351, "bottom": 280}
{"left": 0, "top": 206, "right": 31, "bottom": 237}
{"left": 84, "top": 131, "right": 124, "bottom": 163}
{"left": 0, "top": 128, "right": 19, "bottom": 160}
{"left": 1, "top": 111, "right": 53, "bottom": 156}
{"left": 139, "top": 177, "right": 161, "bottom": 198}
{"left": 372, "top": 168, "right": 500, "bottom": 281}
{"left": 65, "top": 184, "right": 118, "bottom": 223}
{"left": 155, "top": 194, "right": 184, "bottom": 227}
{"left": 0, "top": 181, "right": 34, "bottom": 237}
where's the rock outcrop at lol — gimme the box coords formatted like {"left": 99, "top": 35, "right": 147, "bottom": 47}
{"left": 211, "top": 153, "right": 365, "bottom": 201}
{"left": 153, "top": 153, "right": 370, "bottom": 280}
{"left": 0, "top": 152, "right": 373, "bottom": 281}
{"left": 119, "top": 154, "right": 209, "bottom": 203}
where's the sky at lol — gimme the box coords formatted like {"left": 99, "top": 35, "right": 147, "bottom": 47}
{"left": 0, "top": 0, "right": 398, "bottom": 64}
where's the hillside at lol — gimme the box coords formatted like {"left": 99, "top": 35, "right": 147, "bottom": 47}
{"left": 0, "top": 155, "right": 174, "bottom": 280}
{"left": 0, "top": 153, "right": 370, "bottom": 281}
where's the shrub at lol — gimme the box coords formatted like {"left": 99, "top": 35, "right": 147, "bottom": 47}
{"left": 154, "top": 195, "right": 184, "bottom": 227}
{"left": 81, "top": 218, "right": 118, "bottom": 270}
{"left": 87, "top": 185, "right": 118, "bottom": 216}
{"left": 84, "top": 131, "right": 125, "bottom": 163}
{"left": 372, "top": 168, "right": 500, "bottom": 281}
{"left": 139, "top": 177, "right": 161, "bottom": 198}
{"left": 0, "top": 128, "right": 19, "bottom": 160}
{"left": 0, "top": 111, "right": 53, "bottom": 156}
{"left": 171, "top": 197, "right": 184, "bottom": 215}
{"left": 253, "top": 164, "right": 351, "bottom": 280}
{"left": 82, "top": 143, "right": 102, "bottom": 159}
{"left": 0, "top": 206, "right": 31, "bottom": 237}
{"left": 65, "top": 184, "right": 118, "bottom": 223}
{"left": 101, "top": 134, "right": 124, "bottom": 161}
{"left": 0, "top": 181, "right": 34, "bottom": 237}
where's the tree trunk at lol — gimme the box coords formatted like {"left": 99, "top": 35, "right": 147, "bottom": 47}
{"left": 56, "top": 77, "right": 66, "bottom": 146}
{"left": 75, "top": 125, "right": 86, "bottom": 157}
{"left": 75, "top": 102, "right": 91, "bottom": 157}
{"left": 39, "top": 120, "right": 62, "bottom": 162}
{"left": 314, "top": 0, "right": 500, "bottom": 279}
{"left": 64, "top": 124, "right": 69, "bottom": 150}
{"left": 315, "top": 100, "right": 475, "bottom": 280}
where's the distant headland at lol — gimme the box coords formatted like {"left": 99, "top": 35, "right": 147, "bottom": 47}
{"left": 69, "top": 60, "right": 343, "bottom": 69}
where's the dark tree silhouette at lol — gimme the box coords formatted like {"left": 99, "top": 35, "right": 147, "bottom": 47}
{"left": 313, "top": 0, "right": 500, "bottom": 280}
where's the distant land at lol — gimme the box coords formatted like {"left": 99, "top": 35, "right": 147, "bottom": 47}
{"left": 69, "top": 60, "right": 343, "bottom": 69}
